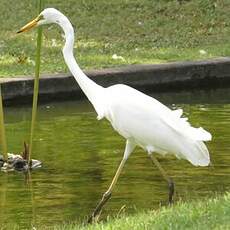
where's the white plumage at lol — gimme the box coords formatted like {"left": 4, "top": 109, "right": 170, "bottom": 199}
{"left": 102, "top": 84, "right": 211, "bottom": 166}
{"left": 18, "top": 8, "right": 212, "bottom": 221}
{"left": 18, "top": 8, "right": 211, "bottom": 166}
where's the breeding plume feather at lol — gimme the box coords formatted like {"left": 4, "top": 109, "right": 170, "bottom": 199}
{"left": 18, "top": 8, "right": 212, "bottom": 222}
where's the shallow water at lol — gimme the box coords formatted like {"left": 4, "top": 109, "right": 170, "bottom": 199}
{"left": 0, "top": 89, "right": 230, "bottom": 228}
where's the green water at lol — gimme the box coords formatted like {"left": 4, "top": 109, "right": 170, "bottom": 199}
{"left": 0, "top": 89, "right": 230, "bottom": 228}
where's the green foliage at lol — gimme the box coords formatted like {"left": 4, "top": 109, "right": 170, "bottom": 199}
{"left": 0, "top": 0, "right": 230, "bottom": 77}
{"left": 0, "top": 86, "right": 7, "bottom": 160}
{"left": 28, "top": 0, "right": 44, "bottom": 162}
{"left": 53, "top": 193, "right": 230, "bottom": 230}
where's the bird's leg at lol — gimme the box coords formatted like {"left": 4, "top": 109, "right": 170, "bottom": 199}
{"left": 87, "top": 140, "right": 135, "bottom": 224}
{"left": 149, "top": 153, "right": 174, "bottom": 204}
{"left": 87, "top": 158, "right": 126, "bottom": 223}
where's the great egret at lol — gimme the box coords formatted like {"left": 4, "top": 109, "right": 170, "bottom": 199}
{"left": 18, "top": 8, "right": 212, "bottom": 223}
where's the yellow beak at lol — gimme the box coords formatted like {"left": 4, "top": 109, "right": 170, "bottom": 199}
{"left": 17, "top": 17, "right": 39, "bottom": 33}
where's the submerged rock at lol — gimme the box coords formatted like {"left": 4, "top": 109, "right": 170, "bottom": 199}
{"left": 0, "top": 156, "right": 4, "bottom": 168}
{"left": 31, "top": 159, "right": 42, "bottom": 169}
{"left": 13, "top": 158, "right": 28, "bottom": 171}
{"left": 0, "top": 153, "right": 42, "bottom": 172}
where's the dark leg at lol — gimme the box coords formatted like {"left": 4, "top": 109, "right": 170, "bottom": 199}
{"left": 87, "top": 140, "right": 135, "bottom": 223}
{"left": 149, "top": 153, "right": 174, "bottom": 204}
{"left": 87, "top": 158, "right": 127, "bottom": 223}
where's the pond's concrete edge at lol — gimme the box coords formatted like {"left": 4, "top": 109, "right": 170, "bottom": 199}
{"left": 1, "top": 57, "right": 230, "bottom": 105}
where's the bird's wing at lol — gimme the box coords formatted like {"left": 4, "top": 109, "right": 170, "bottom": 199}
{"left": 163, "top": 108, "right": 211, "bottom": 141}
{"left": 106, "top": 84, "right": 211, "bottom": 166}
{"left": 107, "top": 84, "right": 211, "bottom": 142}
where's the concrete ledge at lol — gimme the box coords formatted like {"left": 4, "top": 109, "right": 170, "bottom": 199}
{"left": 1, "top": 57, "right": 230, "bottom": 105}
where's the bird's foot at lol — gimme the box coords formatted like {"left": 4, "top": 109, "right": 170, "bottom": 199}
{"left": 87, "top": 210, "right": 102, "bottom": 224}
{"left": 87, "top": 192, "right": 112, "bottom": 224}
{"left": 168, "top": 178, "right": 174, "bottom": 205}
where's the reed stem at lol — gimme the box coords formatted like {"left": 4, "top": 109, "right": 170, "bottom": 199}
{"left": 28, "top": 0, "right": 44, "bottom": 163}
{"left": 0, "top": 85, "right": 7, "bottom": 162}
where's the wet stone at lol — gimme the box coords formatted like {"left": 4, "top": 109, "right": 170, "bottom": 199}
{"left": 13, "top": 159, "right": 28, "bottom": 171}
{"left": 0, "top": 153, "right": 42, "bottom": 172}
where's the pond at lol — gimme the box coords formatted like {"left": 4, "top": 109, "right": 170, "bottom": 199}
{"left": 0, "top": 88, "right": 230, "bottom": 228}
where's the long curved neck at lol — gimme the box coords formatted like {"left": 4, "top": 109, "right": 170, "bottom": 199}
{"left": 59, "top": 16, "right": 103, "bottom": 108}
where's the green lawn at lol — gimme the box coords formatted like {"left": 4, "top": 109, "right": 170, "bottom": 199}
{"left": 49, "top": 193, "right": 230, "bottom": 230}
{"left": 0, "top": 0, "right": 229, "bottom": 77}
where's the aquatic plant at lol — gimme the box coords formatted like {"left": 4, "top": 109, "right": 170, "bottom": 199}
{"left": 28, "top": 0, "right": 44, "bottom": 163}
{"left": 0, "top": 85, "right": 7, "bottom": 161}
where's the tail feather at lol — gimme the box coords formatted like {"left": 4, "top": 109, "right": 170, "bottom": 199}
{"left": 168, "top": 109, "right": 212, "bottom": 142}
{"left": 167, "top": 109, "right": 211, "bottom": 166}
{"left": 187, "top": 127, "right": 212, "bottom": 141}
{"left": 182, "top": 140, "right": 210, "bottom": 166}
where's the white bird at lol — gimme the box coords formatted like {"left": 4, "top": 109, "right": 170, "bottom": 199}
{"left": 18, "top": 8, "right": 212, "bottom": 223}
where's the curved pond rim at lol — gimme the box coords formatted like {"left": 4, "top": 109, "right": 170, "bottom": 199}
{"left": 1, "top": 57, "right": 230, "bottom": 106}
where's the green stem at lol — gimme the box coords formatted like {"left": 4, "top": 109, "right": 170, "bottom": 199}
{"left": 0, "top": 85, "right": 7, "bottom": 162}
{"left": 28, "top": 0, "right": 44, "bottom": 163}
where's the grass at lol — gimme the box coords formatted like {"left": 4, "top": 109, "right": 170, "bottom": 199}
{"left": 50, "top": 193, "right": 230, "bottom": 230}
{"left": 0, "top": 0, "right": 229, "bottom": 77}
